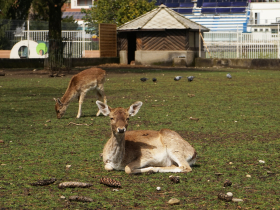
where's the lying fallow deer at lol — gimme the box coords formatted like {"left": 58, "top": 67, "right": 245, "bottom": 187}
{"left": 96, "top": 101, "right": 197, "bottom": 174}
{"left": 54, "top": 68, "right": 107, "bottom": 119}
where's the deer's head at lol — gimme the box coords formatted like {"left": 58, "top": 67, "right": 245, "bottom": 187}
{"left": 54, "top": 98, "right": 67, "bottom": 119}
{"left": 96, "top": 101, "right": 142, "bottom": 135}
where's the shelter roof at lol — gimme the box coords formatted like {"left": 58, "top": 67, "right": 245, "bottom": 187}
{"left": 117, "top": 4, "right": 209, "bottom": 31}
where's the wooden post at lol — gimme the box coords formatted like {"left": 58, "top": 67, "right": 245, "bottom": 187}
{"left": 199, "top": 32, "right": 211, "bottom": 58}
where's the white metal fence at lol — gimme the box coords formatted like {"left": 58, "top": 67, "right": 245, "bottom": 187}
{"left": 203, "top": 31, "right": 280, "bottom": 59}
{"left": 5, "top": 29, "right": 98, "bottom": 58}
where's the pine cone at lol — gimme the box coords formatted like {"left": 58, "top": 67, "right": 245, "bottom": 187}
{"left": 30, "top": 178, "right": 56, "bottom": 186}
{"left": 224, "top": 179, "right": 232, "bottom": 187}
{"left": 58, "top": 182, "right": 93, "bottom": 189}
{"left": 218, "top": 192, "right": 233, "bottom": 202}
{"left": 100, "top": 177, "right": 121, "bottom": 188}
{"left": 169, "top": 175, "right": 180, "bottom": 184}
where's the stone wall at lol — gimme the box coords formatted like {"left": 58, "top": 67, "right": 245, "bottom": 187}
{"left": 127, "top": 50, "right": 204, "bottom": 66}
{"left": 0, "top": 57, "right": 119, "bottom": 68}
{"left": 195, "top": 58, "right": 280, "bottom": 70}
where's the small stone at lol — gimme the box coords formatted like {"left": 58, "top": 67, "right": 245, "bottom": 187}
{"left": 168, "top": 198, "right": 180, "bottom": 205}
{"left": 113, "top": 189, "right": 119, "bottom": 192}
{"left": 66, "top": 165, "right": 71, "bottom": 169}
{"left": 226, "top": 192, "right": 233, "bottom": 197}
{"left": 229, "top": 162, "right": 233, "bottom": 165}
{"left": 60, "top": 196, "right": 66, "bottom": 199}
{"left": 1, "top": 164, "right": 6, "bottom": 166}
{"left": 156, "top": 187, "right": 161, "bottom": 191}
{"left": 46, "top": 119, "right": 51, "bottom": 123}
{"left": 259, "top": 160, "right": 265, "bottom": 164}
{"left": 232, "top": 198, "right": 244, "bottom": 202}
{"left": 246, "top": 174, "right": 251, "bottom": 178}
{"left": 267, "top": 171, "right": 275, "bottom": 175}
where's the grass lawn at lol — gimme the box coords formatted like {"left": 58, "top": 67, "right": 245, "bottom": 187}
{"left": 0, "top": 67, "right": 280, "bottom": 209}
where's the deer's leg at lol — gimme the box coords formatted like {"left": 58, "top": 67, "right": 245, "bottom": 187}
{"left": 96, "top": 86, "right": 106, "bottom": 116}
{"left": 125, "top": 164, "right": 191, "bottom": 174}
{"left": 125, "top": 154, "right": 192, "bottom": 174}
{"left": 77, "top": 92, "right": 86, "bottom": 118}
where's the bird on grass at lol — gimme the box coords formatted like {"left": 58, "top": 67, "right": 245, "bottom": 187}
{"left": 174, "top": 76, "right": 182, "bottom": 81}
{"left": 140, "top": 78, "right": 148, "bottom": 82}
{"left": 152, "top": 78, "right": 157, "bottom": 82}
{"left": 187, "top": 76, "right": 194, "bottom": 82}
{"left": 226, "top": 73, "right": 232, "bottom": 79}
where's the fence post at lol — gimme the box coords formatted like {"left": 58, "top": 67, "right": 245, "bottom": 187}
{"left": 27, "top": 20, "right": 30, "bottom": 58}
{"left": 278, "top": 24, "right": 280, "bottom": 59}
{"left": 199, "top": 26, "right": 201, "bottom": 58}
{"left": 82, "top": 22, "right": 85, "bottom": 58}
{"left": 236, "top": 27, "right": 239, "bottom": 58}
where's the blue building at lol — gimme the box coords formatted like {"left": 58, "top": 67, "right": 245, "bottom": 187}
{"left": 149, "top": 0, "right": 250, "bottom": 32}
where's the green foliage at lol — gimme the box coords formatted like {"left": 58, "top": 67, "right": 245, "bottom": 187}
{"left": 0, "top": 0, "right": 33, "bottom": 20}
{"left": 82, "top": 0, "right": 156, "bottom": 27}
{"left": 30, "top": 0, "right": 49, "bottom": 21}
{"left": 62, "top": 16, "right": 79, "bottom": 30}
{"left": 29, "top": 20, "right": 49, "bottom": 30}
{"left": 116, "top": 0, "right": 157, "bottom": 26}
{"left": 0, "top": 19, "right": 11, "bottom": 49}
{"left": 1, "top": 68, "right": 280, "bottom": 209}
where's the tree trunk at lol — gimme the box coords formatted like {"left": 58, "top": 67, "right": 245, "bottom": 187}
{"left": 48, "top": 0, "right": 64, "bottom": 75}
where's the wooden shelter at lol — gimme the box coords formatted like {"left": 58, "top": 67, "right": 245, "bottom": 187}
{"left": 117, "top": 4, "right": 209, "bottom": 66}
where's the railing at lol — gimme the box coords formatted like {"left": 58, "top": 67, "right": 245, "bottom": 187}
{"left": 203, "top": 31, "right": 280, "bottom": 59}
{"left": 5, "top": 29, "right": 99, "bottom": 58}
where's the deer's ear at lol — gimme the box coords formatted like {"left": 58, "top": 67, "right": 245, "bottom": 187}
{"left": 54, "top": 98, "right": 63, "bottom": 106}
{"left": 128, "top": 101, "right": 142, "bottom": 116}
{"left": 96, "top": 100, "right": 111, "bottom": 116}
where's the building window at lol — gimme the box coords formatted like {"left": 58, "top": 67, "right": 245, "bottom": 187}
{"left": 265, "top": 29, "right": 269, "bottom": 32}
{"left": 77, "top": 0, "right": 92, "bottom": 6}
{"left": 254, "top": 29, "right": 258, "bottom": 32}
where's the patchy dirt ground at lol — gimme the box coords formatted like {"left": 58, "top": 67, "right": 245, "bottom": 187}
{"left": 0, "top": 63, "right": 223, "bottom": 79}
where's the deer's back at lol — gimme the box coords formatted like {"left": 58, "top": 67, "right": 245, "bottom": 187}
{"left": 125, "top": 129, "right": 195, "bottom": 154}
{"left": 69, "top": 68, "right": 106, "bottom": 90}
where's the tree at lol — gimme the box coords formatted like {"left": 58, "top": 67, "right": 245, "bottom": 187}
{"left": 0, "top": 19, "right": 11, "bottom": 50}
{"left": 47, "top": 0, "right": 68, "bottom": 75}
{"left": 0, "top": 0, "right": 33, "bottom": 20}
{"left": 29, "top": 0, "right": 49, "bottom": 21}
{"left": 82, "top": 0, "right": 156, "bottom": 29}
{"left": 62, "top": 16, "right": 79, "bottom": 30}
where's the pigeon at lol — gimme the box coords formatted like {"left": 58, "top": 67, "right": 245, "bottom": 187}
{"left": 187, "top": 76, "right": 194, "bottom": 82}
{"left": 140, "top": 78, "right": 148, "bottom": 82}
{"left": 226, "top": 73, "right": 232, "bottom": 79}
{"left": 152, "top": 78, "right": 157, "bottom": 82}
{"left": 174, "top": 76, "right": 182, "bottom": 81}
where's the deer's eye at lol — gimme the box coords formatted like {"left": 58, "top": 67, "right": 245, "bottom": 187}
{"left": 110, "top": 118, "right": 114, "bottom": 120}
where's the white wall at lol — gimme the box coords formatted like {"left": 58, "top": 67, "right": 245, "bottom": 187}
{"left": 250, "top": 3, "right": 280, "bottom": 25}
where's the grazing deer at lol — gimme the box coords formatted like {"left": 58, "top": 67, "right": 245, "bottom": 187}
{"left": 96, "top": 101, "right": 197, "bottom": 174}
{"left": 54, "top": 68, "right": 107, "bottom": 119}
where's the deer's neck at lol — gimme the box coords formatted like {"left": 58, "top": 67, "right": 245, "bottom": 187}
{"left": 104, "top": 133, "right": 126, "bottom": 166}
{"left": 60, "top": 87, "right": 77, "bottom": 106}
